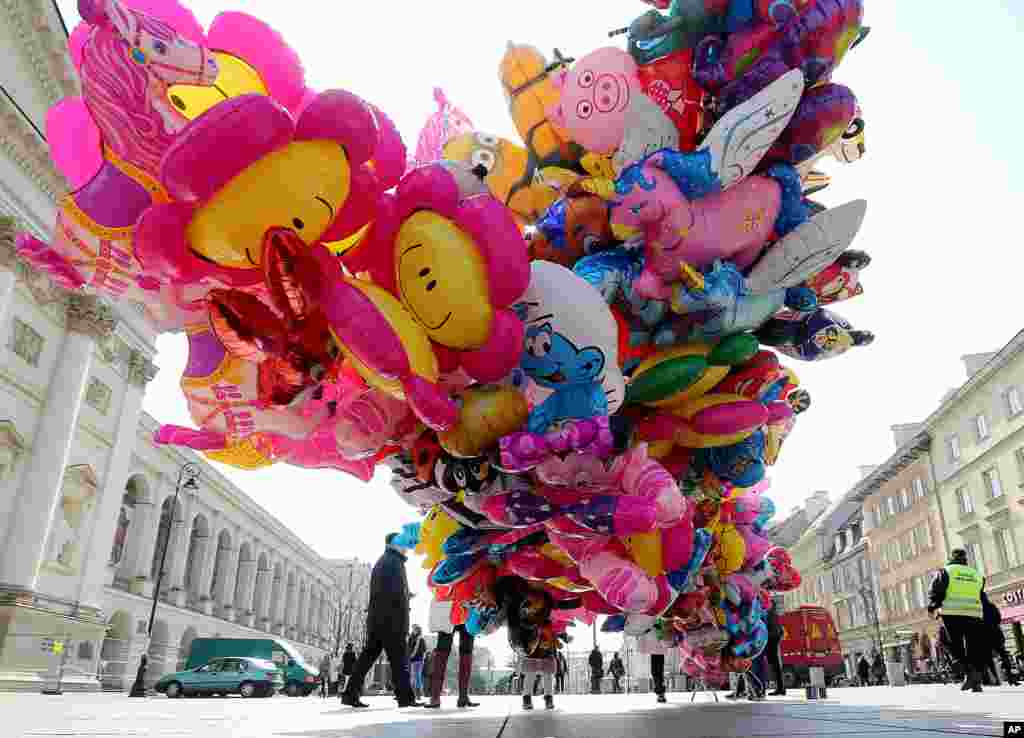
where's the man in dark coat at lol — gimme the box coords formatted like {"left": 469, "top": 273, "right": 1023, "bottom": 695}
{"left": 765, "top": 599, "right": 786, "bottom": 695}
{"left": 589, "top": 647, "right": 604, "bottom": 694}
{"left": 857, "top": 654, "right": 870, "bottom": 686}
{"left": 928, "top": 548, "right": 986, "bottom": 692}
{"left": 555, "top": 651, "right": 568, "bottom": 693}
{"left": 609, "top": 653, "right": 625, "bottom": 693}
{"left": 981, "top": 591, "right": 1019, "bottom": 686}
{"left": 342, "top": 534, "right": 420, "bottom": 708}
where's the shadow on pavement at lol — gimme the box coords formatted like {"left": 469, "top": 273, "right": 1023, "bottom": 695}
{"left": 276, "top": 700, "right": 1008, "bottom": 738}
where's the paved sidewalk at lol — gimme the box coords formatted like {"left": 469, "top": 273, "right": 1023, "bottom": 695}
{"left": 2, "top": 685, "right": 1022, "bottom": 737}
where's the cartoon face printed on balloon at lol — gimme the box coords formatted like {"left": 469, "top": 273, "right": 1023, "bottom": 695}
{"left": 522, "top": 323, "right": 606, "bottom": 389}
{"left": 547, "top": 48, "right": 641, "bottom": 155}
{"left": 515, "top": 261, "right": 626, "bottom": 423}
{"left": 135, "top": 92, "right": 382, "bottom": 287}
{"left": 443, "top": 132, "right": 531, "bottom": 209}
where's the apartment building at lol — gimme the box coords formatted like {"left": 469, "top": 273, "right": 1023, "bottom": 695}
{"left": 929, "top": 341, "right": 1024, "bottom": 654}
{"left": 857, "top": 426, "right": 943, "bottom": 672}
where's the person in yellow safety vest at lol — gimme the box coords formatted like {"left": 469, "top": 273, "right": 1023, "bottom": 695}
{"left": 928, "top": 548, "right": 986, "bottom": 692}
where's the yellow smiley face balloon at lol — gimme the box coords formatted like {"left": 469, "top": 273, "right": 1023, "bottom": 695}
{"left": 395, "top": 211, "right": 494, "bottom": 349}
{"left": 167, "top": 52, "right": 269, "bottom": 121}
{"left": 186, "top": 141, "right": 350, "bottom": 269}
{"left": 416, "top": 506, "right": 462, "bottom": 570}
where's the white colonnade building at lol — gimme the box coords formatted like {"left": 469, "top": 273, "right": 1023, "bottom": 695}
{"left": 0, "top": 0, "right": 371, "bottom": 691}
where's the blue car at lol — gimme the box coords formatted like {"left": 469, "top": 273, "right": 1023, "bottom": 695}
{"left": 154, "top": 656, "right": 284, "bottom": 698}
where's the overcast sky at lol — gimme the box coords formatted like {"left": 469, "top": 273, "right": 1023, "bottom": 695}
{"left": 57, "top": 0, "right": 1024, "bottom": 662}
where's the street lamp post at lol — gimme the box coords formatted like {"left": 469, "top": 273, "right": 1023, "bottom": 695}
{"left": 129, "top": 463, "right": 199, "bottom": 697}
{"left": 859, "top": 585, "right": 883, "bottom": 657}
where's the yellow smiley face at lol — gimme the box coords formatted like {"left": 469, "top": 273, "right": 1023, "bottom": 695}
{"left": 186, "top": 140, "right": 350, "bottom": 270}
{"left": 167, "top": 52, "right": 269, "bottom": 121}
{"left": 395, "top": 211, "right": 493, "bottom": 349}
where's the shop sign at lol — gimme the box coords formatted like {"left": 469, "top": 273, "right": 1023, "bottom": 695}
{"left": 1003, "top": 588, "right": 1024, "bottom": 605}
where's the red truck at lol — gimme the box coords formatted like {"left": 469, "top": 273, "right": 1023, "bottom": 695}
{"left": 778, "top": 606, "right": 845, "bottom": 688}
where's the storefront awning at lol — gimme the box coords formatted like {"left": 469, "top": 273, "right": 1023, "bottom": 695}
{"left": 1001, "top": 603, "right": 1024, "bottom": 623}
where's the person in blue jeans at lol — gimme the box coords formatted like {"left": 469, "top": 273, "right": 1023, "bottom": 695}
{"left": 407, "top": 625, "right": 427, "bottom": 701}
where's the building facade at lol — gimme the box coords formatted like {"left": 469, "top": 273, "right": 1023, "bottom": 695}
{"left": 0, "top": 4, "right": 370, "bottom": 692}
{"left": 855, "top": 427, "right": 943, "bottom": 673}
{"left": 929, "top": 343, "right": 1024, "bottom": 655}
{"left": 822, "top": 507, "right": 880, "bottom": 677}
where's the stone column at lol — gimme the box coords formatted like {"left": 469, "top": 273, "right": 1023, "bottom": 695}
{"left": 77, "top": 350, "right": 157, "bottom": 613}
{"left": 196, "top": 534, "right": 218, "bottom": 614}
{"left": 217, "top": 543, "right": 239, "bottom": 620}
{"left": 0, "top": 295, "right": 116, "bottom": 592}
{"left": 126, "top": 489, "right": 159, "bottom": 596}
{"left": 254, "top": 563, "right": 272, "bottom": 631}
{"left": 236, "top": 556, "right": 257, "bottom": 627}
{"left": 283, "top": 575, "right": 297, "bottom": 637}
{"left": 165, "top": 499, "right": 192, "bottom": 607}
{"left": 0, "top": 219, "right": 17, "bottom": 333}
{"left": 273, "top": 568, "right": 288, "bottom": 635}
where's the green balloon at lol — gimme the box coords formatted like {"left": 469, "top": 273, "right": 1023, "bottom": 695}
{"left": 625, "top": 355, "right": 708, "bottom": 405}
{"left": 709, "top": 334, "right": 759, "bottom": 366}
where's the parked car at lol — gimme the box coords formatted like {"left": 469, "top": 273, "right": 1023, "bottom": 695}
{"left": 154, "top": 656, "right": 284, "bottom": 698}
{"left": 185, "top": 638, "right": 320, "bottom": 696}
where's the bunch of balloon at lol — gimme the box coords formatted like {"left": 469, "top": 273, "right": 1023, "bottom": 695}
{"left": 20, "top": 0, "right": 878, "bottom": 686}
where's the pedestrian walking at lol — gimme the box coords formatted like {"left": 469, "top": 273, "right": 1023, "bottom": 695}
{"left": 871, "top": 651, "right": 885, "bottom": 686}
{"left": 981, "top": 592, "right": 1019, "bottom": 686}
{"left": 338, "top": 643, "right": 355, "bottom": 698}
{"left": 424, "top": 597, "right": 480, "bottom": 709}
{"left": 589, "top": 646, "right": 604, "bottom": 694}
{"left": 609, "top": 653, "right": 625, "bottom": 693}
{"left": 318, "top": 653, "right": 330, "bottom": 698}
{"left": 638, "top": 628, "right": 669, "bottom": 703}
{"left": 857, "top": 654, "right": 870, "bottom": 686}
{"left": 765, "top": 600, "right": 786, "bottom": 695}
{"left": 407, "top": 624, "right": 427, "bottom": 700}
{"left": 341, "top": 534, "right": 420, "bottom": 708}
{"left": 928, "top": 548, "right": 987, "bottom": 692}
{"left": 555, "top": 651, "right": 567, "bottom": 693}
{"left": 328, "top": 653, "right": 340, "bottom": 696}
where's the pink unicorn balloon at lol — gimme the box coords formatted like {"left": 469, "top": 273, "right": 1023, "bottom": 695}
{"left": 609, "top": 152, "right": 782, "bottom": 300}
{"left": 17, "top": 0, "right": 218, "bottom": 301}
{"left": 407, "top": 88, "right": 475, "bottom": 171}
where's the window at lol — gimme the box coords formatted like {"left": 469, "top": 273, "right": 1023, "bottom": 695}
{"left": 901, "top": 581, "right": 913, "bottom": 613}
{"left": 874, "top": 504, "right": 884, "bottom": 523}
{"left": 8, "top": 317, "right": 43, "bottom": 367}
{"left": 890, "top": 540, "right": 903, "bottom": 565}
{"left": 881, "top": 588, "right": 893, "bottom": 616}
{"left": 832, "top": 569, "right": 842, "bottom": 592}
{"left": 966, "top": 542, "right": 986, "bottom": 575}
{"left": 817, "top": 575, "right": 826, "bottom": 598}
{"left": 886, "top": 496, "right": 896, "bottom": 516}
{"left": 879, "top": 546, "right": 889, "bottom": 571}
{"left": 85, "top": 378, "right": 112, "bottom": 415}
{"left": 976, "top": 413, "right": 990, "bottom": 441}
{"left": 912, "top": 477, "right": 926, "bottom": 500}
{"left": 904, "top": 532, "right": 916, "bottom": 560}
{"left": 994, "top": 529, "right": 1019, "bottom": 571}
{"left": 918, "top": 522, "right": 933, "bottom": 551}
{"left": 956, "top": 487, "right": 975, "bottom": 515}
{"left": 917, "top": 577, "right": 933, "bottom": 610}
{"left": 864, "top": 507, "right": 875, "bottom": 530}
{"left": 983, "top": 468, "right": 1003, "bottom": 499}
{"left": 900, "top": 488, "right": 910, "bottom": 510}
{"left": 948, "top": 434, "right": 961, "bottom": 462}
{"left": 858, "top": 558, "right": 869, "bottom": 583}
{"left": 1008, "top": 387, "right": 1023, "bottom": 417}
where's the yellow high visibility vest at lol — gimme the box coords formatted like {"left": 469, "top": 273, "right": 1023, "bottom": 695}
{"left": 943, "top": 563, "right": 983, "bottom": 618}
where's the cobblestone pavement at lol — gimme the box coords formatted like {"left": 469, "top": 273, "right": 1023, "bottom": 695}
{"left": 3, "top": 685, "right": 1023, "bottom": 737}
